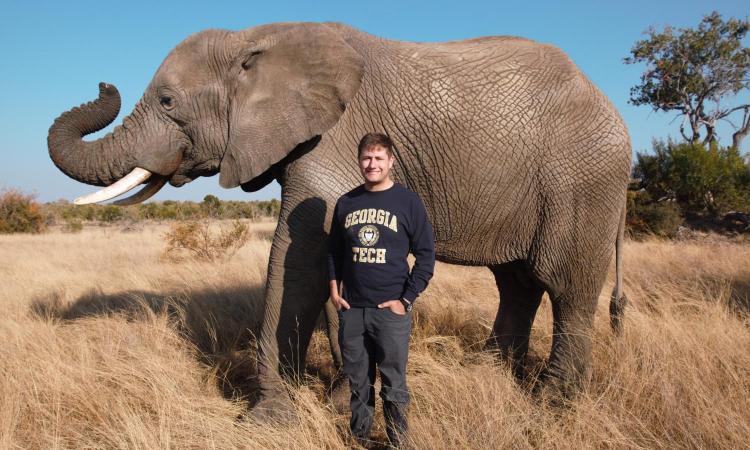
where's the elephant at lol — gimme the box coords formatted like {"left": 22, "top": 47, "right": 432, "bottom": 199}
{"left": 47, "top": 21, "right": 631, "bottom": 415}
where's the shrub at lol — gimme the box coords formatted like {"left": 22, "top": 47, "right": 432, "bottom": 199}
{"left": 137, "top": 203, "right": 161, "bottom": 220}
{"left": 62, "top": 217, "right": 84, "bottom": 233}
{"left": 627, "top": 190, "right": 683, "bottom": 238}
{"left": 221, "top": 201, "right": 257, "bottom": 220}
{"left": 177, "top": 202, "right": 203, "bottom": 220}
{"left": 201, "top": 195, "right": 223, "bottom": 218}
{"left": 97, "top": 205, "right": 125, "bottom": 223}
{"left": 634, "top": 139, "right": 750, "bottom": 217}
{"left": 66, "top": 204, "right": 97, "bottom": 222}
{"left": 163, "top": 220, "right": 250, "bottom": 262}
{"left": 257, "top": 199, "right": 280, "bottom": 218}
{"left": 0, "top": 189, "right": 46, "bottom": 234}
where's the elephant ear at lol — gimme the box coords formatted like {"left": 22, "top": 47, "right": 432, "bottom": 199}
{"left": 219, "top": 23, "right": 364, "bottom": 188}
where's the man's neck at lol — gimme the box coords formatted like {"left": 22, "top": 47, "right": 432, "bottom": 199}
{"left": 364, "top": 178, "right": 394, "bottom": 192}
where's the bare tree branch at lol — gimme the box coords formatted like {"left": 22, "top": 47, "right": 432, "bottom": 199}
{"left": 732, "top": 106, "right": 750, "bottom": 148}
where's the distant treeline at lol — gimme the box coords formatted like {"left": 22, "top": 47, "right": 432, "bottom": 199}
{"left": 43, "top": 195, "right": 281, "bottom": 224}
{"left": 0, "top": 190, "right": 280, "bottom": 234}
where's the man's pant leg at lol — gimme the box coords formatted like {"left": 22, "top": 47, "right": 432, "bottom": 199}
{"left": 372, "top": 308, "right": 412, "bottom": 447}
{"left": 338, "top": 307, "right": 376, "bottom": 441}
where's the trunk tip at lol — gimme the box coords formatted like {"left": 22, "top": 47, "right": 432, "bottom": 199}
{"left": 98, "top": 82, "right": 118, "bottom": 98}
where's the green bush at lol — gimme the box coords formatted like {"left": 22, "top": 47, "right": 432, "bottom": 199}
{"left": 62, "top": 204, "right": 97, "bottom": 222}
{"left": 634, "top": 139, "right": 750, "bottom": 217}
{"left": 257, "top": 199, "right": 280, "bottom": 217}
{"left": 97, "top": 205, "right": 125, "bottom": 223}
{"left": 627, "top": 190, "right": 683, "bottom": 238}
{"left": 137, "top": 203, "right": 161, "bottom": 220}
{"left": 177, "top": 202, "right": 203, "bottom": 220}
{"left": 0, "top": 189, "right": 47, "bottom": 234}
{"left": 62, "top": 217, "right": 84, "bottom": 233}
{"left": 221, "top": 201, "right": 257, "bottom": 219}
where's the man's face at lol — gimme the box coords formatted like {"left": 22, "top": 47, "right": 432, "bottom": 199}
{"left": 358, "top": 145, "right": 394, "bottom": 184}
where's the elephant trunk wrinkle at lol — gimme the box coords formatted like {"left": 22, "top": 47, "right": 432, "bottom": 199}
{"left": 48, "top": 83, "right": 138, "bottom": 187}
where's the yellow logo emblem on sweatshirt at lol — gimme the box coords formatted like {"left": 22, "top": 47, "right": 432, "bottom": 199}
{"left": 358, "top": 225, "right": 379, "bottom": 247}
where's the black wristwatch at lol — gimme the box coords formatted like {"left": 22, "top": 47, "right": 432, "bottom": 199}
{"left": 400, "top": 298, "right": 413, "bottom": 312}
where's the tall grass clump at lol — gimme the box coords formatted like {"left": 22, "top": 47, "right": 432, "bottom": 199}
{"left": 163, "top": 220, "right": 251, "bottom": 262}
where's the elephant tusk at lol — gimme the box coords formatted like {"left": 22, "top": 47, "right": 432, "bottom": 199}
{"left": 112, "top": 176, "right": 168, "bottom": 206}
{"left": 73, "top": 167, "right": 152, "bottom": 205}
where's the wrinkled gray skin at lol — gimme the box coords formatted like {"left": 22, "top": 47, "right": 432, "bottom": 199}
{"left": 48, "top": 22, "right": 631, "bottom": 416}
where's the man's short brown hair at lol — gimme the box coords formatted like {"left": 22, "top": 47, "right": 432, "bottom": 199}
{"left": 357, "top": 133, "right": 394, "bottom": 158}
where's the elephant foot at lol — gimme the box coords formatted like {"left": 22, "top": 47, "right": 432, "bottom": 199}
{"left": 533, "top": 366, "right": 589, "bottom": 407}
{"left": 245, "top": 387, "right": 297, "bottom": 424}
{"left": 329, "top": 373, "right": 350, "bottom": 414}
{"left": 483, "top": 338, "right": 527, "bottom": 382}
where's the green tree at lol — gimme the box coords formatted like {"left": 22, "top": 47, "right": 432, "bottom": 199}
{"left": 201, "top": 194, "right": 223, "bottom": 218}
{"left": 624, "top": 12, "right": 750, "bottom": 148}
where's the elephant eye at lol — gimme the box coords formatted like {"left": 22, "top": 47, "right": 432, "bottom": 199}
{"left": 241, "top": 50, "right": 263, "bottom": 70}
{"left": 159, "top": 95, "right": 175, "bottom": 110}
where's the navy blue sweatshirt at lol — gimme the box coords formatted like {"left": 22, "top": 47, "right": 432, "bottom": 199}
{"left": 327, "top": 182, "right": 435, "bottom": 308}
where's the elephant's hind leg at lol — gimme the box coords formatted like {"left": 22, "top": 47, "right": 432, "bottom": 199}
{"left": 487, "top": 263, "right": 545, "bottom": 379}
{"left": 541, "top": 276, "right": 604, "bottom": 400}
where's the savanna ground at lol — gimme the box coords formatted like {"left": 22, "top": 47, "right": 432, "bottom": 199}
{"left": 1, "top": 221, "right": 748, "bottom": 449}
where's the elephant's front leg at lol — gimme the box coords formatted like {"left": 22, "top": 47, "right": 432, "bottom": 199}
{"left": 252, "top": 195, "right": 332, "bottom": 418}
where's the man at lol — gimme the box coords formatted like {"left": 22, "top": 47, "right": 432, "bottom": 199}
{"left": 327, "top": 132, "right": 436, "bottom": 447}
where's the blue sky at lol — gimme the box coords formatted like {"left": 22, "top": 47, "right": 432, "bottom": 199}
{"left": 1, "top": 0, "right": 747, "bottom": 202}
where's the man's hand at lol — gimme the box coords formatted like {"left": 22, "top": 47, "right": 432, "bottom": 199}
{"left": 329, "top": 279, "right": 350, "bottom": 311}
{"left": 378, "top": 300, "right": 406, "bottom": 315}
{"left": 332, "top": 294, "right": 351, "bottom": 311}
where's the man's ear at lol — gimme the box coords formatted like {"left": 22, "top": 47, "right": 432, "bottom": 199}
{"left": 220, "top": 23, "right": 365, "bottom": 188}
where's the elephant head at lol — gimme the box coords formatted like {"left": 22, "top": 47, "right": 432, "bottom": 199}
{"left": 48, "top": 23, "right": 364, "bottom": 204}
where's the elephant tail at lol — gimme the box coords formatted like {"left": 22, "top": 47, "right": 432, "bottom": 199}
{"left": 609, "top": 201, "right": 628, "bottom": 335}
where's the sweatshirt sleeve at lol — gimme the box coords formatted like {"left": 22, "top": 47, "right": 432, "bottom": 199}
{"left": 401, "top": 194, "right": 435, "bottom": 303}
{"left": 327, "top": 201, "right": 344, "bottom": 282}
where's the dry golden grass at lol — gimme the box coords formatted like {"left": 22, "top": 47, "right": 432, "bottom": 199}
{"left": 1, "top": 221, "right": 748, "bottom": 449}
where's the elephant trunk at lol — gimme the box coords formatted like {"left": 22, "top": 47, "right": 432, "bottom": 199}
{"left": 48, "top": 82, "right": 139, "bottom": 187}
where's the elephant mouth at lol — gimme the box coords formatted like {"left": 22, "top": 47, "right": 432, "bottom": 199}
{"left": 73, "top": 168, "right": 171, "bottom": 205}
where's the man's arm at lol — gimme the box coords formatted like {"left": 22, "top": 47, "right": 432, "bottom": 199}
{"left": 401, "top": 195, "right": 436, "bottom": 303}
{"left": 326, "top": 201, "right": 350, "bottom": 309}
{"left": 326, "top": 202, "right": 343, "bottom": 283}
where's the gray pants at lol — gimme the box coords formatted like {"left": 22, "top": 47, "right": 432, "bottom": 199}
{"left": 338, "top": 306, "right": 412, "bottom": 446}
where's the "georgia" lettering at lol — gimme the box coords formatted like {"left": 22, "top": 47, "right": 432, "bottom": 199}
{"left": 344, "top": 208, "right": 398, "bottom": 232}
